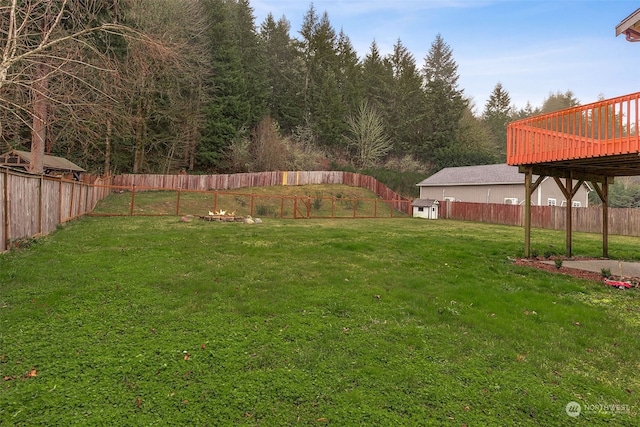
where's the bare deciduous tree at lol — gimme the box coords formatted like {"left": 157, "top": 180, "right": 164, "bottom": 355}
{"left": 0, "top": 0, "right": 172, "bottom": 175}
{"left": 345, "top": 101, "right": 392, "bottom": 169}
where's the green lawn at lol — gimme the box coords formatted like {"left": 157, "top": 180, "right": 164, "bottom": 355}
{"left": 0, "top": 215, "right": 638, "bottom": 425}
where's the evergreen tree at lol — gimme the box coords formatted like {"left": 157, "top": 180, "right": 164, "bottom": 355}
{"left": 386, "top": 39, "right": 426, "bottom": 156}
{"left": 541, "top": 90, "right": 580, "bottom": 113}
{"left": 482, "top": 82, "right": 513, "bottom": 162}
{"left": 421, "top": 34, "right": 467, "bottom": 170}
{"left": 260, "top": 13, "right": 305, "bottom": 133}
{"left": 199, "top": 0, "right": 267, "bottom": 171}
{"left": 361, "top": 41, "right": 393, "bottom": 114}
{"left": 299, "top": 6, "right": 345, "bottom": 147}
{"left": 335, "top": 29, "right": 364, "bottom": 113}
{"left": 513, "top": 101, "right": 540, "bottom": 120}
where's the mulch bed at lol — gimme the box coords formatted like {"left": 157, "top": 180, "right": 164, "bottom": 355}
{"left": 513, "top": 257, "right": 639, "bottom": 287}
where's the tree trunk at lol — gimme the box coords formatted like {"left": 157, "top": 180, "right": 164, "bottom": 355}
{"left": 30, "top": 62, "right": 49, "bottom": 175}
{"left": 104, "top": 117, "right": 112, "bottom": 176}
{"left": 133, "top": 99, "right": 145, "bottom": 173}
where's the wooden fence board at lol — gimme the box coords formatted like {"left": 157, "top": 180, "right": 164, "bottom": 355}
{"left": 0, "top": 171, "right": 5, "bottom": 252}
{"left": 1, "top": 169, "right": 110, "bottom": 252}
{"left": 112, "top": 171, "right": 413, "bottom": 215}
{"left": 439, "top": 200, "right": 640, "bottom": 237}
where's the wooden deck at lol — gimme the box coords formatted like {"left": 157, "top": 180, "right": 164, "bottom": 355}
{"left": 507, "top": 91, "right": 640, "bottom": 258}
{"left": 507, "top": 91, "right": 640, "bottom": 179}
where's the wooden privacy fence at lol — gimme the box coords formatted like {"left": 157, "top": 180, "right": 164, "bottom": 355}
{"left": 0, "top": 168, "right": 111, "bottom": 252}
{"left": 112, "top": 171, "right": 412, "bottom": 215}
{"left": 439, "top": 200, "right": 640, "bottom": 237}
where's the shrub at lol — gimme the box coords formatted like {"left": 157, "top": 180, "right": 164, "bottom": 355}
{"left": 255, "top": 204, "right": 273, "bottom": 217}
{"left": 601, "top": 267, "right": 612, "bottom": 278}
{"left": 312, "top": 192, "right": 323, "bottom": 211}
{"left": 554, "top": 259, "right": 563, "bottom": 269}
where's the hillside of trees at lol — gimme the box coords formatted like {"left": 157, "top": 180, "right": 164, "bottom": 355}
{"left": 0, "top": 0, "right": 613, "bottom": 190}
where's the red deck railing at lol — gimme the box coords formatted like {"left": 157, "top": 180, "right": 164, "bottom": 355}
{"left": 507, "top": 91, "right": 640, "bottom": 165}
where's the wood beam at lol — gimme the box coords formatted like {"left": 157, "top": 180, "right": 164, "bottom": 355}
{"left": 524, "top": 169, "right": 532, "bottom": 258}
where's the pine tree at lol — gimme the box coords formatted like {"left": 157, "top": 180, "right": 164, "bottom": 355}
{"left": 199, "top": 0, "right": 267, "bottom": 171}
{"left": 421, "top": 34, "right": 467, "bottom": 170}
{"left": 482, "top": 82, "right": 513, "bottom": 162}
{"left": 299, "top": 6, "right": 345, "bottom": 147}
{"left": 541, "top": 90, "right": 580, "bottom": 113}
{"left": 260, "top": 13, "right": 305, "bottom": 133}
{"left": 361, "top": 41, "right": 393, "bottom": 114}
{"left": 335, "top": 29, "right": 363, "bottom": 113}
{"left": 386, "top": 39, "right": 426, "bottom": 156}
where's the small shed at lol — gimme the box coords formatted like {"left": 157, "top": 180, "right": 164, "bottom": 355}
{"left": 412, "top": 198, "right": 439, "bottom": 219}
{"left": 0, "top": 150, "right": 85, "bottom": 180}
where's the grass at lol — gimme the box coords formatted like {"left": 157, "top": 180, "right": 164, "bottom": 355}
{"left": 93, "top": 184, "right": 408, "bottom": 218}
{"left": 1, "top": 213, "right": 639, "bottom": 425}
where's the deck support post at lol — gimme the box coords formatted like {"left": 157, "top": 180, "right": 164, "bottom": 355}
{"left": 521, "top": 167, "right": 545, "bottom": 258}
{"left": 524, "top": 170, "right": 532, "bottom": 258}
{"left": 565, "top": 177, "right": 573, "bottom": 258}
{"left": 603, "top": 179, "right": 609, "bottom": 258}
{"left": 591, "top": 178, "right": 611, "bottom": 258}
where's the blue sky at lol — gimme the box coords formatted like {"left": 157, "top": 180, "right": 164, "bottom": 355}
{"left": 252, "top": 0, "right": 640, "bottom": 114}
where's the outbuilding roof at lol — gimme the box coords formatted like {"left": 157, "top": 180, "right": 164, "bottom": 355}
{"left": 411, "top": 198, "right": 439, "bottom": 207}
{"left": 417, "top": 164, "right": 526, "bottom": 187}
{"left": 0, "top": 150, "right": 85, "bottom": 172}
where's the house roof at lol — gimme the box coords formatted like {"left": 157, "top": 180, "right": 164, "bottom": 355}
{"left": 616, "top": 8, "right": 640, "bottom": 41}
{"left": 411, "top": 198, "right": 439, "bottom": 207}
{"left": 0, "top": 150, "right": 85, "bottom": 172}
{"left": 417, "top": 164, "right": 526, "bottom": 187}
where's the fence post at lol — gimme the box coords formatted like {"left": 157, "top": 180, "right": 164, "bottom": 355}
{"left": 3, "top": 169, "right": 9, "bottom": 251}
{"left": 69, "top": 180, "right": 76, "bottom": 221}
{"left": 38, "top": 176, "right": 43, "bottom": 234}
{"left": 130, "top": 184, "right": 136, "bottom": 216}
{"left": 280, "top": 195, "right": 284, "bottom": 219}
{"left": 176, "top": 187, "right": 181, "bottom": 216}
{"left": 293, "top": 195, "right": 297, "bottom": 219}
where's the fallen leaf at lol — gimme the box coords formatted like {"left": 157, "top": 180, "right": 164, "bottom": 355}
{"left": 183, "top": 354, "right": 190, "bottom": 361}
{"left": 27, "top": 368, "right": 37, "bottom": 378}
{"left": 201, "top": 344, "right": 206, "bottom": 350}
{"left": 316, "top": 417, "right": 328, "bottom": 422}
{"left": 135, "top": 397, "right": 142, "bottom": 407}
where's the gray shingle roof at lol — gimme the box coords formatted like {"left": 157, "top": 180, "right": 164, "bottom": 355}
{"left": 411, "top": 198, "right": 439, "bottom": 207}
{"left": 417, "top": 164, "right": 525, "bottom": 186}
{"left": 3, "top": 150, "right": 85, "bottom": 172}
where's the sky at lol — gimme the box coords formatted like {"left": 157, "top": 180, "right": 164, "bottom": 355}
{"left": 252, "top": 0, "right": 640, "bottom": 114}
